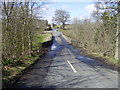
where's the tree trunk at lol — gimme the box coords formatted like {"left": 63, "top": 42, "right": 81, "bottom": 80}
{"left": 115, "top": 17, "right": 120, "bottom": 60}
{"left": 62, "top": 23, "right": 65, "bottom": 30}
{"left": 115, "top": 1, "right": 120, "bottom": 60}
{"left": 28, "top": 5, "right": 33, "bottom": 56}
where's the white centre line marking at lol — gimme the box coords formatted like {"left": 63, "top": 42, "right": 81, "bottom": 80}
{"left": 67, "top": 60, "right": 77, "bottom": 73}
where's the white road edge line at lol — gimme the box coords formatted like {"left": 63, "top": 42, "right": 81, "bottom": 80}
{"left": 67, "top": 60, "right": 77, "bottom": 73}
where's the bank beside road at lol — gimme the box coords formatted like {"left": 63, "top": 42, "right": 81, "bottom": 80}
{"left": 2, "top": 31, "right": 52, "bottom": 88}
{"left": 59, "top": 29, "right": 119, "bottom": 71}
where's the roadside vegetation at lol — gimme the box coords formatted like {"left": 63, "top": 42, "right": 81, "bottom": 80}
{"left": 32, "top": 33, "right": 51, "bottom": 46}
{"left": 1, "top": 1, "right": 52, "bottom": 88}
{"left": 2, "top": 32, "right": 52, "bottom": 88}
{"left": 59, "top": 23, "right": 119, "bottom": 70}
{"left": 57, "top": 1, "right": 120, "bottom": 69}
{"left": 2, "top": 55, "right": 38, "bottom": 87}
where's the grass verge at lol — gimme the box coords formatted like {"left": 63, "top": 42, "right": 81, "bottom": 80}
{"left": 59, "top": 28, "right": 119, "bottom": 70}
{"left": 2, "top": 56, "right": 38, "bottom": 88}
{"left": 86, "top": 52, "right": 119, "bottom": 69}
{"left": 32, "top": 33, "right": 51, "bottom": 47}
{"left": 2, "top": 32, "right": 52, "bottom": 88}
{"left": 71, "top": 40, "right": 119, "bottom": 70}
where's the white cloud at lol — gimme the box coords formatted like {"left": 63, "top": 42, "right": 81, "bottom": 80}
{"left": 84, "top": 4, "right": 96, "bottom": 14}
{"left": 43, "top": 7, "right": 56, "bottom": 24}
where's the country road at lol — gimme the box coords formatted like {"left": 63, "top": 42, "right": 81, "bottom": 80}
{"left": 11, "top": 29, "right": 118, "bottom": 88}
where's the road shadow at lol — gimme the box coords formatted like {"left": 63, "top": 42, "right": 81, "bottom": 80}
{"left": 7, "top": 36, "right": 64, "bottom": 89}
{"left": 60, "top": 35, "right": 117, "bottom": 71}
{"left": 4, "top": 33, "right": 117, "bottom": 89}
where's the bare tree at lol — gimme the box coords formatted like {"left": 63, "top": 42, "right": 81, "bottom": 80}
{"left": 2, "top": 1, "right": 48, "bottom": 60}
{"left": 92, "top": 0, "right": 119, "bottom": 59}
{"left": 52, "top": 9, "right": 70, "bottom": 29}
{"left": 115, "top": 1, "right": 120, "bottom": 60}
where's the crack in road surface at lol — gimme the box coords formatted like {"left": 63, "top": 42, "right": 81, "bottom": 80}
{"left": 11, "top": 29, "right": 118, "bottom": 88}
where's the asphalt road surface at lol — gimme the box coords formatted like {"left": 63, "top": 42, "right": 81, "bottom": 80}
{"left": 11, "top": 29, "right": 118, "bottom": 88}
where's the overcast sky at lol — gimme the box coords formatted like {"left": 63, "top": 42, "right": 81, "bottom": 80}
{"left": 41, "top": 1, "right": 96, "bottom": 24}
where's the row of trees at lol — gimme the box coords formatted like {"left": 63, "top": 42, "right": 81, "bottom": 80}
{"left": 68, "top": 0, "right": 119, "bottom": 60}
{"left": 93, "top": 0, "right": 120, "bottom": 60}
{"left": 2, "top": 1, "right": 47, "bottom": 61}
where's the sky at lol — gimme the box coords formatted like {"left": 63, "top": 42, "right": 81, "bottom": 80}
{"left": 41, "top": 1, "right": 96, "bottom": 24}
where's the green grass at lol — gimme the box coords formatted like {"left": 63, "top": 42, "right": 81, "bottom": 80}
{"left": 32, "top": 33, "right": 51, "bottom": 47}
{"left": 2, "top": 32, "right": 52, "bottom": 88}
{"left": 2, "top": 55, "right": 39, "bottom": 88}
{"left": 58, "top": 29, "right": 69, "bottom": 32}
{"left": 91, "top": 53, "right": 118, "bottom": 65}
{"left": 2, "top": 66, "right": 26, "bottom": 86}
